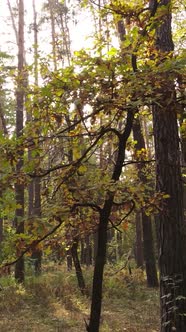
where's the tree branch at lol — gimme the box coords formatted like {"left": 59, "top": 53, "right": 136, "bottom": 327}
{"left": 72, "top": 202, "right": 102, "bottom": 214}
{"left": 0, "top": 216, "right": 63, "bottom": 270}
{"left": 123, "top": 159, "right": 156, "bottom": 166}
{"left": 28, "top": 126, "right": 121, "bottom": 178}
{"left": 114, "top": 200, "right": 135, "bottom": 227}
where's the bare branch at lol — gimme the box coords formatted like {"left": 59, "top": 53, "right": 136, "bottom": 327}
{"left": 114, "top": 200, "right": 135, "bottom": 227}
{"left": 72, "top": 202, "right": 102, "bottom": 214}
{"left": 28, "top": 126, "right": 121, "bottom": 178}
{"left": 123, "top": 159, "right": 156, "bottom": 167}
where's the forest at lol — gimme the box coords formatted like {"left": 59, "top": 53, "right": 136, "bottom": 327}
{"left": 0, "top": 0, "right": 185, "bottom": 331}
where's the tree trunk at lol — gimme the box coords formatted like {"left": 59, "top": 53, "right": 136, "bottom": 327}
{"left": 66, "top": 250, "right": 72, "bottom": 270}
{"left": 27, "top": 0, "right": 42, "bottom": 275}
{"left": 48, "top": 0, "right": 57, "bottom": 71}
{"left": 81, "top": 236, "right": 92, "bottom": 266}
{"left": 0, "top": 191, "right": 3, "bottom": 246}
{"left": 80, "top": 239, "right": 86, "bottom": 265}
{"left": 135, "top": 212, "right": 144, "bottom": 269}
{"left": 133, "top": 118, "right": 158, "bottom": 287}
{"left": 85, "top": 235, "right": 92, "bottom": 266}
{"left": 87, "top": 111, "right": 135, "bottom": 332}
{"left": 93, "top": 231, "right": 98, "bottom": 264}
{"left": 71, "top": 238, "right": 86, "bottom": 295}
{"left": 15, "top": 0, "right": 25, "bottom": 283}
{"left": 152, "top": 0, "right": 186, "bottom": 329}
{"left": 142, "top": 212, "right": 158, "bottom": 287}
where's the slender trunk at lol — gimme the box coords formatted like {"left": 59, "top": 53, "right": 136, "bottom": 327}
{"left": 80, "top": 239, "right": 85, "bottom": 265}
{"left": 93, "top": 231, "right": 98, "bottom": 263}
{"left": 85, "top": 235, "right": 92, "bottom": 266}
{"left": 27, "top": 0, "right": 42, "bottom": 275}
{"left": 81, "top": 236, "right": 92, "bottom": 266}
{"left": 141, "top": 212, "right": 158, "bottom": 287}
{"left": 48, "top": 0, "right": 57, "bottom": 71}
{"left": 87, "top": 110, "right": 135, "bottom": 332}
{"left": 151, "top": 0, "right": 186, "bottom": 329}
{"left": 66, "top": 250, "right": 72, "bottom": 270}
{"left": 0, "top": 106, "right": 8, "bottom": 248}
{"left": 133, "top": 118, "right": 158, "bottom": 287}
{"left": 135, "top": 212, "right": 144, "bottom": 269}
{"left": 58, "top": 1, "right": 71, "bottom": 66}
{"left": 71, "top": 238, "right": 86, "bottom": 295}
{"left": 117, "top": 231, "right": 123, "bottom": 261}
{"left": 15, "top": 0, "right": 25, "bottom": 283}
{"left": 0, "top": 192, "right": 3, "bottom": 244}
{"left": 0, "top": 103, "right": 8, "bottom": 136}
{"left": 32, "top": 176, "right": 42, "bottom": 275}
{"left": 7, "top": 0, "right": 18, "bottom": 44}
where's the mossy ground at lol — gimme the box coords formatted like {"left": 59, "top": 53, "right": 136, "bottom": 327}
{"left": 0, "top": 263, "right": 159, "bottom": 331}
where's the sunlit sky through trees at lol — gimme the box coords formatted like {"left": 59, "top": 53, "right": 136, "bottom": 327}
{"left": 0, "top": 0, "right": 94, "bottom": 65}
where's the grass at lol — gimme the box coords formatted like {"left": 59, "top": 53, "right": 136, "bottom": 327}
{"left": 0, "top": 263, "right": 159, "bottom": 331}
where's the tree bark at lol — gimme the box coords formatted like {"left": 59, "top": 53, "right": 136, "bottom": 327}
{"left": 15, "top": 0, "right": 25, "bottom": 283}
{"left": 133, "top": 118, "right": 158, "bottom": 287}
{"left": 152, "top": 0, "right": 186, "bottom": 329}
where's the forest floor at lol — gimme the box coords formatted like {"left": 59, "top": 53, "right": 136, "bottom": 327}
{"left": 0, "top": 263, "right": 159, "bottom": 332}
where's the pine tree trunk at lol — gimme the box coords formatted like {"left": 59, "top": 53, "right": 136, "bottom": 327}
{"left": 142, "top": 212, "right": 158, "bottom": 287}
{"left": 85, "top": 235, "right": 92, "bottom": 266}
{"left": 0, "top": 191, "right": 3, "bottom": 245}
{"left": 133, "top": 118, "right": 158, "bottom": 287}
{"left": 93, "top": 230, "right": 98, "bottom": 264}
{"left": 135, "top": 212, "right": 144, "bottom": 269}
{"left": 152, "top": 0, "right": 186, "bottom": 329}
{"left": 80, "top": 239, "right": 86, "bottom": 265}
{"left": 15, "top": 0, "right": 25, "bottom": 283}
{"left": 66, "top": 250, "right": 72, "bottom": 270}
{"left": 48, "top": 0, "right": 57, "bottom": 71}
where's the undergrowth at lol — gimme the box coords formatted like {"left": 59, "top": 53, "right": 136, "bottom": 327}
{"left": 0, "top": 263, "right": 159, "bottom": 331}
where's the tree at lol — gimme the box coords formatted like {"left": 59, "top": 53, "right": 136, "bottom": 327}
{"left": 27, "top": 0, "right": 42, "bottom": 275}
{"left": 114, "top": 8, "right": 158, "bottom": 287}
{"left": 14, "top": 0, "right": 25, "bottom": 283}
{"left": 151, "top": 0, "right": 186, "bottom": 330}
{"left": 135, "top": 212, "right": 144, "bottom": 269}
{"left": 133, "top": 117, "right": 158, "bottom": 287}
{"left": 87, "top": 110, "right": 135, "bottom": 332}
{"left": 0, "top": 1, "right": 185, "bottom": 330}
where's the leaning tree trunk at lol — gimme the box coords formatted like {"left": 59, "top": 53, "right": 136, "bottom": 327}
{"left": 133, "top": 118, "right": 158, "bottom": 287}
{"left": 15, "top": 0, "right": 25, "bottom": 283}
{"left": 151, "top": 0, "right": 186, "bottom": 330}
{"left": 71, "top": 238, "right": 86, "bottom": 295}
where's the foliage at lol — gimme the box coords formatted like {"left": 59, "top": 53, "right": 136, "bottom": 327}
{"left": 0, "top": 3, "right": 185, "bottom": 331}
